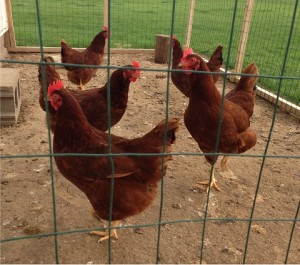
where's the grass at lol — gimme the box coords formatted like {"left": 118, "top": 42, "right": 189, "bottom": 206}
{"left": 10, "top": 0, "right": 300, "bottom": 104}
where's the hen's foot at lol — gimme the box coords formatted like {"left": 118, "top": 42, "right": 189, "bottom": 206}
{"left": 221, "top": 156, "right": 229, "bottom": 171}
{"left": 79, "top": 80, "right": 85, "bottom": 91}
{"left": 89, "top": 220, "right": 120, "bottom": 242}
{"left": 192, "top": 179, "right": 221, "bottom": 192}
{"left": 89, "top": 229, "right": 118, "bottom": 242}
{"left": 192, "top": 167, "right": 221, "bottom": 192}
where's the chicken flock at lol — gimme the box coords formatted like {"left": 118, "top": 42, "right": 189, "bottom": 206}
{"left": 38, "top": 27, "right": 258, "bottom": 242}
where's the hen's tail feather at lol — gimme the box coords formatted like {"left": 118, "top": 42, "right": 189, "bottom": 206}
{"left": 60, "top": 39, "right": 68, "bottom": 48}
{"left": 138, "top": 117, "right": 180, "bottom": 178}
{"left": 207, "top": 46, "right": 223, "bottom": 83}
{"left": 110, "top": 117, "right": 180, "bottom": 181}
{"left": 60, "top": 39, "right": 70, "bottom": 58}
{"left": 143, "top": 117, "right": 179, "bottom": 161}
{"left": 207, "top": 45, "right": 223, "bottom": 67}
{"left": 172, "top": 37, "right": 183, "bottom": 66}
{"left": 38, "top": 56, "right": 61, "bottom": 87}
{"left": 144, "top": 117, "right": 180, "bottom": 147}
{"left": 45, "top": 56, "right": 55, "bottom": 63}
{"left": 235, "top": 63, "right": 259, "bottom": 92}
{"left": 38, "top": 56, "right": 61, "bottom": 111}
{"left": 224, "top": 62, "right": 258, "bottom": 118}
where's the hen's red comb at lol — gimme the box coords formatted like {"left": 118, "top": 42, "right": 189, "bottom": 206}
{"left": 182, "top": 47, "right": 194, "bottom": 59}
{"left": 172, "top": 35, "right": 176, "bottom": 39}
{"left": 48, "top": 80, "right": 64, "bottom": 97}
{"left": 103, "top": 26, "right": 108, "bottom": 31}
{"left": 132, "top": 61, "right": 140, "bottom": 69}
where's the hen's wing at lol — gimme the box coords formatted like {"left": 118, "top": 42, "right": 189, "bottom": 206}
{"left": 60, "top": 117, "right": 179, "bottom": 181}
{"left": 60, "top": 40, "right": 85, "bottom": 70}
{"left": 108, "top": 117, "right": 179, "bottom": 177}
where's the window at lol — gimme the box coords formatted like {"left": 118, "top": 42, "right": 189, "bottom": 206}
{"left": 0, "top": 0, "right": 8, "bottom": 37}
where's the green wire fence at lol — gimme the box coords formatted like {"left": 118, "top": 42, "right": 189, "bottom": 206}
{"left": 1, "top": 0, "right": 300, "bottom": 263}
{"left": 7, "top": 0, "right": 300, "bottom": 104}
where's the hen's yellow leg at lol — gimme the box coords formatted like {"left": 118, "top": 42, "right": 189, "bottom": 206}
{"left": 90, "top": 220, "right": 120, "bottom": 242}
{"left": 79, "top": 80, "right": 85, "bottom": 91}
{"left": 193, "top": 167, "right": 221, "bottom": 192}
{"left": 221, "top": 156, "right": 229, "bottom": 171}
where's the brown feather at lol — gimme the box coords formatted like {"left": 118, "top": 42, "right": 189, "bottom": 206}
{"left": 50, "top": 88, "right": 180, "bottom": 221}
{"left": 38, "top": 58, "right": 138, "bottom": 133}
{"left": 182, "top": 54, "right": 257, "bottom": 165}
{"left": 60, "top": 28, "right": 108, "bottom": 87}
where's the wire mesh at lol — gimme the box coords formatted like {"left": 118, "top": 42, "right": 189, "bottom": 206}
{"left": 1, "top": 0, "right": 300, "bottom": 264}
{"left": 244, "top": 0, "right": 300, "bottom": 104}
{"left": 9, "top": 0, "right": 300, "bottom": 105}
{"left": 11, "top": 0, "right": 104, "bottom": 47}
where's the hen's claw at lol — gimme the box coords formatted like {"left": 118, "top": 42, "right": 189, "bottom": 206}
{"left": 89, "top": 220, "right": 120, "bottom": 242}
{"left": 89, "top": 229, "right": 118, "bottom": 242}
{"left": 193, "top": 180, "right": 221, "bottom": 192}
{"left": 221, "top": 156, "right": 229, "bottom": 171}
{"left": 192, "top": 167, "right": 221, "bottom": 192}
{"left": 79, "top": 80, "right": 85, "bottom": 91}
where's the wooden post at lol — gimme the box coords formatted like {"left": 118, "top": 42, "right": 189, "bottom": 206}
{"left": 4, "top": 0, "right": 16, "bottom": 51}
{"left": 231, "top": 0, "right": 255, "bottom": 82}
{"left": 154, "top": 34, "right": 171, "bottom": 63}
{"left": 103, "top": 0, "right": 108, "bottom": 27}
{"left": 185, "top": 0, "right": 195, "bottom": 49}
{"left": 103, "top": 0, "right": 108, "bottom": 53}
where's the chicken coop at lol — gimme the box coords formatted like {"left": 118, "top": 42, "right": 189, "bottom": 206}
{"left": 1, "top": 0, "right": 299, "bottom": 263}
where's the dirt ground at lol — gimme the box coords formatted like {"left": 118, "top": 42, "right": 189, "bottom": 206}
{"left": 1, "top": 52, "right": 299, "bottom": 264}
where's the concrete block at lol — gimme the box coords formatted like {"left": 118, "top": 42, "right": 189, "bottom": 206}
{"left": 0, "top": 68, "right": 21, "bottom": 125}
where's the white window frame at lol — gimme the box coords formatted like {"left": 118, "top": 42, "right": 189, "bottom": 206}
{"left": 0, "top": 0, "right": 8, "bottom": 37}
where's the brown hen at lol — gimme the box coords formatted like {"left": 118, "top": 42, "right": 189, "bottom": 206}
{"left": 60, "top": 26, "right": 109, "bottom": 90}
{"left": 171, "top": 36, "right": 223, "bottom": 97}
{"left": 47, "top": 80, "right": 180, "bottom": 241}
{"left": 38, "top": 57, "right": 140, "bottom": 133}
{"left": 179, "top": 53, "right": 257, "bottom": 191}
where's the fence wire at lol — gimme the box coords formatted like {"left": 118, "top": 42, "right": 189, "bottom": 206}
{"left": 1, "top": 0, "right": 300, "bottom": 264}
{"left": 9, "top": 0, "right": 300, "bottom": 105}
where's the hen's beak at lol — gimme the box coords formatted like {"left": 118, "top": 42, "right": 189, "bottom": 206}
{"left": 177, "top": 59, "right": 194, "bottom": 75}
{"left": 177, "top": 59, "right": 186, "bottom": 68}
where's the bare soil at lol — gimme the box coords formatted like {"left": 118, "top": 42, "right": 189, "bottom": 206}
{"left": 1, "top": 53, "right": 299, "bottom": 264}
